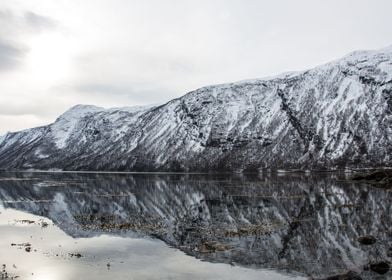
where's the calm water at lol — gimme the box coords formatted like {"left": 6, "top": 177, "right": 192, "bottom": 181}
{"left": 0, "top": 171, "right": 390, "bottom": 279}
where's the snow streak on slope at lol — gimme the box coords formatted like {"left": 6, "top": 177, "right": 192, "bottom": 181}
{"left": 0, "top": 47, "right": 391, "bottom": 171}
{"left": 51, "top": 105, "right": 103, "bottom": 149}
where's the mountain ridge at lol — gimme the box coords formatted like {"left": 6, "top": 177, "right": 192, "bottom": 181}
{"left": 0, "top": 46, "right": 391, "bottom": 172}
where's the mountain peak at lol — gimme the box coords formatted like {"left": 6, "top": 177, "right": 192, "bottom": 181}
{"left": 58, "top": 104, "right": 104, "bottom": 121}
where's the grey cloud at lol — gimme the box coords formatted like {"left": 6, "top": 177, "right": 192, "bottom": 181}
{"left": 75, "top": 83, "right": 176, "bottom": 105}
{"left": 0, "top": 9, "right": 13, "bottom": 22}
{"left": 0, "top": 9, "right": 58, "bottom": 34}
{"left": 0, "top": 39, "right": 27, "bottom": 71}
{"left": 71, "top": 49, "right": 201, "bottom": 104}
{"left": 77, "top": 84, "right": 130, "bottom": 96}
{"left": 0, "top": 104, "right": 35, "bottom": 116}
{"left": 0, "top": 101, "right": 59, "bottom": 118}
{"left": 24, "top": 11, "right": 58, "bottom": 32}
{"left": 0, "top": 9, "right": 58, "bottom": 72}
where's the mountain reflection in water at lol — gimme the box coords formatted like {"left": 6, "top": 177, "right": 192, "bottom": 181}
{"left": 0, "top": 171, "right": 391, "bottom": 279}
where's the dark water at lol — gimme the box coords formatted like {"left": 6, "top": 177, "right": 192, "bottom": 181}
{"left": 0, "top": 171, "right": 391, "bottom": 279}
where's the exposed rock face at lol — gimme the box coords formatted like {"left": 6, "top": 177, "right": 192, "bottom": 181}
{"left": 0, "top": 47, "right": 391, "bottom": 171}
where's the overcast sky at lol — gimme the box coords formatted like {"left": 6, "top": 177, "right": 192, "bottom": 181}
{"left": 0, "top": 0, "right": 392, "bottom": 134}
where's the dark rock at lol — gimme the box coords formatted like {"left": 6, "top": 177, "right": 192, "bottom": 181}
{"left": 369, "top": 262, "right": 390, "bottom": 275}
{"left": 357, "top": 235, "right": 376, "bottom": 245}
{"left": 41, "top": 221, "right": 49, "bottom": 228}
{"left": 198, "top": 241, "right": 231, "bottom": 253}
{"left": 11, "top": 242, "right": 31, "bottom": 248}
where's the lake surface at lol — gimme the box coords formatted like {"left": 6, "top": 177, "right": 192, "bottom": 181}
{"left": 0, "top": 171, "right": 390, "bottom": 279}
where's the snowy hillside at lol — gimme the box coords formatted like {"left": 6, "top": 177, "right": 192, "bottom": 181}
{"left": 0, "top": 46, "right": 391, "bottom": 171}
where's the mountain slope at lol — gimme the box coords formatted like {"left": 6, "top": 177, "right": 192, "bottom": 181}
{"left": 0, "top": 47, "right": 391, "bottom": 171}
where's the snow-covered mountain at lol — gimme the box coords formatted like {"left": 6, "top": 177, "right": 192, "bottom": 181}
{"left": 0, "top": 46, "right": 391, "bottom": 171}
